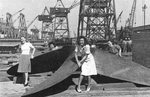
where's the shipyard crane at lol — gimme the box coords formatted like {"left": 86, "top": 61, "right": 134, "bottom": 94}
{"left": 16, "top": 13, "right": 27, "bottom": 38}
{"left": 51, "top": 0, "right": 80, "bottom": 39}
{"left": 12, "top": 8, "right": 25, "bottom": 17}
{"left": 125, "top": 0, "right": 137, "bottom": 28}
{"left": 142, "top": 4, "right": 147, "bottom": 29}
{"left": 77, "top": 0, "right": 117, "bottom": 40}
{"left": 116, "top": 11, "right": 123, "bottom": 25}
{"left": 27, "top": 16, "right": 38, "bottom": 29}
{"left": 38, "top": 6, "right": 54, "bottom": 39}
{"left": 119, "top": 0, "right": 136, "bottom": 52}
{"left": 30, "top": 25, "right": 40, "bottom": 40}
{"left": 5, "top": 8, "right": 25, "bottom": 38}
{"left": 6, "top": 8, "right": 25, "bottom": 26}
{"left": 123, "top": 0, "right": 136, "bottom": 39}
{"left": 38, "top": 0, "right": 80, "bottom": 40}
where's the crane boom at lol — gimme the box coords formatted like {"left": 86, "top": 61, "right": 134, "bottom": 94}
{"left": 129, "top": 0, "right": 136, "bottom": 28}
{"left": 69, "top": 0, "right": 80, "bottom": 11}
{"left": 12, "top": 8, "right": 25, "bottom": 16}
{"left": 116, "top": 11, "right": 123, "bottom": 25}
{"left": 27, "top": 16, "right": 38, "bottom": 29}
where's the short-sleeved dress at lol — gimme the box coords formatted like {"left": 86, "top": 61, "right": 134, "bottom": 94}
{"left": 17, "top": 42, "right": 34, "bottom": 73}
{"left": 75, "top": 45, "right": 97, "bottom": 76}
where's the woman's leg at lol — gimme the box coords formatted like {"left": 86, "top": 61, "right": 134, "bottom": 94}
{"left": 77, "top": 75, "right": 84, "bottom": 91}
{"left": 24, "top": 72, "right": 28, "bottom": 84}
{"left": 86, "top": 76, "right": 91, "bottom": 91}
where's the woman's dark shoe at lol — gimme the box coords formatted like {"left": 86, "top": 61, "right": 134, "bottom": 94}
{"left": 24, "top": 82, "right": 29, "bottom": 87}
{"left": 76, "top": 88, "right": 82, "bottom": 93}
{"left": 85, "top": 87, "right": 91, "bottom": 92}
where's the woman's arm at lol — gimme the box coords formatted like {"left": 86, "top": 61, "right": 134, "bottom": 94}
{"left": 31, "top": 46, "right": 35, "bottom": 58}
{"left": 75, "top": 52, "right": 81, "bottom": 67}
{"left": 80, "top": 54, "right": 88, "bottom": 64}
{"left": 80, "top": 45, "right": 90, "bottom": 63}
{"left": 29, "top": 43, "right": 35, "bottom": 59}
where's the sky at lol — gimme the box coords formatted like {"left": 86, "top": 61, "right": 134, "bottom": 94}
{"left": 0, "top": 0, "right": 150, "bottom": 37}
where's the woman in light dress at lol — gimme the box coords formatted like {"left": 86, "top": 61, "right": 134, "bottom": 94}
{"left": 17, "top": 37, "right": 35, "bottom": 86}
{"left": 75, "top": 36, "right": 97, "bottom": 93}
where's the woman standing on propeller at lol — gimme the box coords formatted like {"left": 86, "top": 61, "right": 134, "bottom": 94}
{"left": 75, "top": 36, "right": 97, "bottom": 93}
{"left": 17, "top": 37, "right": 35, "bottom": 86}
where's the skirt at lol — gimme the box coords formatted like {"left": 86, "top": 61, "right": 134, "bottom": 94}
{"left": 17, "top": 55, "right": 31, "bottom": 73}
{"left": 81, "top": 54, "right": 97, "bottom": 76}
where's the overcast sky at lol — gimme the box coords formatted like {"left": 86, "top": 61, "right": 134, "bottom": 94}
{"left": 0, "top": 0, "right": 150, "bottom": 37}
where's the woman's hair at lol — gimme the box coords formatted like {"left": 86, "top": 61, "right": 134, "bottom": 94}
{"left": 20, "top": 36, "right": 27, "bottom": 42}
{"left": 48, "top": 41, "right": 56, "bottom": 47}
{"left": 77, "top": 36, "right": 89, "bottom": 45}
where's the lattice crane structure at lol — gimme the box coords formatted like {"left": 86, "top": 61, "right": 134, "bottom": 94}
{"left": 121, "top": 0, "right": 136, "bottom": 40}
{"left": 77, "top": 0, "right": 117, "bottom": 40}
{"left": 38, "top": 7, "right": 54, "bottom": 40}
{"left": 5, "top": 8, "right": 25, "bottom": 38}
{"left": 5, "top": 13, "right": 14, "bottom": 38}
{"left": 50, "top": 0, "right": 70, "bottom": 39}
{"left": 125, "top": 0, "right": 136, "bottom": 28}
{"left": 18, "top": 13, "right": 27, "bottom": 38}
{"left": 38, "top": 0, "right": 79, "bottom": 40}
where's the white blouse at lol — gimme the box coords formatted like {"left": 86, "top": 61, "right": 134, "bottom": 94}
{"left": 21, "top": 42, "right": 34, "bottom": 55}
{"left": 75, "top": 45, "right": 91, "bottom": 56}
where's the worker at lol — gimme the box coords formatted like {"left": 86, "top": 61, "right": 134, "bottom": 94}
{"left": 17, "top": 37, "right": 35, "bottom": 86}
{"left": 107, "top": 41, "right": 122, "bottom": 57}
{"left": 75, "top": 36, "right": 97, "bottom": 93}
{"left": 122, "top": 37, "right": 132, "bottom": 53}
{"left": 48, "top": 42, "right": 59, "bottom": 51}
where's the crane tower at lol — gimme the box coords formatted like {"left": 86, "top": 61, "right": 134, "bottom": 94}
{"left": 18, "top": 13, "right": 27, "bottom": 38}
{"left": 38, "top": 7, "right": 54, "bottom": 40}
{"left": 50, "top": 0, "right": 70, "bottom": 39}
{"left": 77, "top": 0, "right": 117, "bottom": 40}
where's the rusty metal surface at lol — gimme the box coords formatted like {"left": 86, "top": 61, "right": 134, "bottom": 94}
{"left": 94, "top": 49, "right": 150, "bottom": 86}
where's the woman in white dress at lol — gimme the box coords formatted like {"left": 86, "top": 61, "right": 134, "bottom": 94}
{"left": 17, "top": 37, "right": 35, "bottom": 86}
{"left": 75, "top": 36, "right": 97, "bottom": 93}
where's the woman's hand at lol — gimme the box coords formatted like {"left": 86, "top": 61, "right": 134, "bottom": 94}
{"left": 30, "top": 55, "right": 34, "bottom": 59}
{"left": 77, "top": 61, "right": 81, "bottom": 67}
